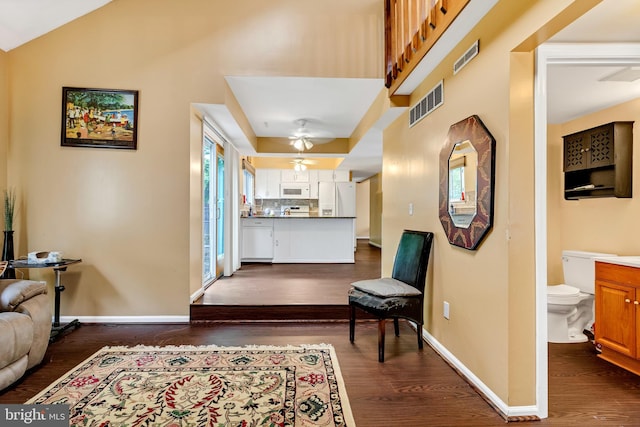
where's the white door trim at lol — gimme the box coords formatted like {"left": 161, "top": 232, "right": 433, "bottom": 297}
{"left": 534, "top": 42, "right": 640, "bottom": 420}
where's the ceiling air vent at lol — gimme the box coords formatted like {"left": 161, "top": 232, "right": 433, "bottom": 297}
{"left": 453, "top": 40, "right": 479, "bottom": 75}
{"left": 409, "top": 80, "right": 443, "bottom": 127}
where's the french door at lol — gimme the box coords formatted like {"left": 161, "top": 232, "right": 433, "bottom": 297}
{"left": 203, "top": 134, "right": 225, "bottom": 285}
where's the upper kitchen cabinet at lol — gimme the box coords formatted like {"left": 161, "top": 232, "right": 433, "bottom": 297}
{"left": 281, "top": 169, "right": 309, "bottom": 182}
{"left": 255, "top": 169, "right": 282, "bottom": 199}
{"left": 318, "top": 169, "right": 350, "bottom": 182}
{"left": 563, "top": 121, "right": 633, "bottom": 200}
{"left": 309, "top": 170, "right": 319, "bottom": 199}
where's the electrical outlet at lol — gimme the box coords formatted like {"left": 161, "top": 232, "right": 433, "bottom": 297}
{"left": 409, "top": 202, "right": 414, "bottom": 216}
{"left": 443, "top": 301, "right": 450, "bottom": 320}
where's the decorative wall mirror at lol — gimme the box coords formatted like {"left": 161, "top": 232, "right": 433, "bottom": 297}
{"left": 439, "top": 115, "right": 496, "bottom": 250}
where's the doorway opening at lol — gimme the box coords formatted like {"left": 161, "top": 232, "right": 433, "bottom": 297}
{"left": 535, "top": 41, "right": 640, "bottom": 421}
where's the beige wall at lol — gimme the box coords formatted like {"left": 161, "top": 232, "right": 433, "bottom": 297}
{"left": 381, "top": 0, "right": 591, "bottom": 406}
{"left": 368, "top": 173, "right": 382, "bottom": 246}
{"left": 355, "top": 179, "right": 370, "bottom": 238}
{"left": 5, "top": 0, "right": 382, "bottom": 316}
{"left": 547, "top": 97, "right": 640, "bottom": 283}
{"left": 0, "top": 50, "right": 7, "bottom": 193}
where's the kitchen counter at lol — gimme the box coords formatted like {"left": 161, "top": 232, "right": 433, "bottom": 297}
{"left": 595, "top": 256, "right": 640, "bottom": 269}
{"left": 241, "top": 216, "right": 355, "bottom": 263}
{"left": 245, "top": 214, "right": 356, "bottom": 219}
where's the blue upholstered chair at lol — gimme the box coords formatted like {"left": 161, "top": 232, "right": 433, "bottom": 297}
{"left": 349, "top": 230, "right": 434, "bottom": 362}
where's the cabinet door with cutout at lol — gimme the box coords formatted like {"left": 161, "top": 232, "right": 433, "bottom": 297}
{"left": 588, "top": 124, "right": 615, "bottom": 169}
{"left": 563, "top": 132, "right": 588, "bottom": 172}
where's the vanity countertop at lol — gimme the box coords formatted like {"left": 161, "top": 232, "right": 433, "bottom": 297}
{"left": 595, "top": 256, "right": 640, "bottom": 269}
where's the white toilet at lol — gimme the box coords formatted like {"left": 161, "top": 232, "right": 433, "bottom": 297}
{"left": 547, "top": 250, "right": 616, "bottom": 343}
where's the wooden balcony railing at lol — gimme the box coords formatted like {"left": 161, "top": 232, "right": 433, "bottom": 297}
{"left": 385, "top": 0, "right": 469, "bottom": 94}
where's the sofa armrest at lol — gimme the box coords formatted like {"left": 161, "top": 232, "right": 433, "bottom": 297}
{"left": 0, "top": 279, "right": 48, "bottom": 312}
{"left": 18, "top": 293, "right": 52, "bottom": 369}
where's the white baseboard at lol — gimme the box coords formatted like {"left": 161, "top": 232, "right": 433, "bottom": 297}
{"left": 59, "top": 315, "right": 190, "bottom": 324}
{"left": 422, "top": 329, "right": 541, "bottom": 420}
{"left": 368, "top": 241, "right": 382, "bottom": 248}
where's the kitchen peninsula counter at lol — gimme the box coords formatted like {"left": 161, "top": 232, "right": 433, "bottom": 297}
{"left": 246, "top": 214, "right": 356, "bottom": 219}
{"left": 241, "top": 216, "right": 355, "bottom": 263}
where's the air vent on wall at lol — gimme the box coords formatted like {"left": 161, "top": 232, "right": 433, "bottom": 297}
{"left": 453, "top": 40, "right": 479, "bottom": 75}
{"left": 409, "top": 80, "right": 443, "bottom": 127}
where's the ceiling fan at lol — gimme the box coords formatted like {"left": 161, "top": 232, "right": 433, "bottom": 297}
{"left": 288, "top": 119, "right": 333, "bottom": 152}
{"left": 289, "top": 158, "right": 316, "bottom": 171}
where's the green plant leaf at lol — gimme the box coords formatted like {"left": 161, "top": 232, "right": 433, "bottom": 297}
{"left": 4, "top": 188, "right": 16, "bottom": 231}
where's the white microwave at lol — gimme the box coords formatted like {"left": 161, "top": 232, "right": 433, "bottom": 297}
{"left": 280, "top": 183, "right": 310, "bottom": 199}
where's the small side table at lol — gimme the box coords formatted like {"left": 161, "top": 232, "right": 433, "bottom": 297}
{"left": 10, "top": 258, "right": 82, "bottom": 342}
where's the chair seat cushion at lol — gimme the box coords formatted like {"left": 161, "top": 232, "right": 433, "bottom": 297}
{"left": 351, "top": 278, "right": 421, "bottom": 297}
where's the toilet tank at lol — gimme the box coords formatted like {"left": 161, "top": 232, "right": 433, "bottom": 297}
{"left": 562, "top": 250, "right": 617, "bottom": 293}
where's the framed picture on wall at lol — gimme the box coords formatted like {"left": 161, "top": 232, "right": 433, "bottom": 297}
{"left": 61, "top": 87, "right": 139, "bottom": 149}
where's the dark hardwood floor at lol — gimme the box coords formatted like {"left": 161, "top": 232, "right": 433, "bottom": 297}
{"left": 3, "top": 241, "right": 640, "bottom": 425}
{"left": 2, "top": 323, "right": 640, "bottom": 425}
{"left": 191, "top": 239, "right": 381, "bottom": 321}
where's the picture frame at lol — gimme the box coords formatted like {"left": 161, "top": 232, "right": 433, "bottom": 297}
{"left": 62, "top": 87, "right": 139, "bottom": 149}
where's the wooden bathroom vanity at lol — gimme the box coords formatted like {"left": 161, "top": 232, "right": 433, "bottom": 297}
{"left": 595, "top": 257, "right": 640, "bottom": 376}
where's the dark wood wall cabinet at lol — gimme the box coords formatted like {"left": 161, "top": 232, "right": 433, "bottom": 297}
{"left": 563, "top": 121, "right": 633, "bottom": 200}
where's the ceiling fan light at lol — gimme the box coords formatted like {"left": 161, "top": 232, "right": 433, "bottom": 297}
{"left": 293, "top": 139, "right": 304, "bottom": 151}
{"left": 304, "top": 139, "right": 314, "bottom": 150}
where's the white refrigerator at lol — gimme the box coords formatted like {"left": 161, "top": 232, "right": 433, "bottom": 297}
{"left": 318, "top": 181, "right": 356, "bottom": 217}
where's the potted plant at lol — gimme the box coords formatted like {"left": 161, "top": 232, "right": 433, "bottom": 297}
{"left": 4, "top": 188, "right": 15, "bottom": 232}
{"left": 1, "top": 188, "right": 16, "bottom": 279}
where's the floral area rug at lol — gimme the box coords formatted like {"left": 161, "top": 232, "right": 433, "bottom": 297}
{"left": 26, "top": 344, "right": 356, "bottom": 427}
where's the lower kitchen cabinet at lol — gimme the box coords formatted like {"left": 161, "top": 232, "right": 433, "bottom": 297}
{"left": 273, "top": 218, "right": 354, "bottom": 263}
{"left": 241, "top": 217, "right": 355, "bottom": 264}
{"left": 241, "top": 218, "right": 274, "bottom": 262}
{"left": 595, "top": 260, "right": 640, "bottom": 375}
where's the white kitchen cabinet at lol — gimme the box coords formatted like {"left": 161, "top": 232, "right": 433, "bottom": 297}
{"left": 281, "top": 169, "right": 309, "bottom": 182}
{"left": 241, "top": 218, "right": 274, "bottom": 261}
{"left": 308, "top": 170, "right": 319, "bottom": 199}
{"left": 272, "top": 220, "right": 291, "bottom": 261}
{"left": 333, "top": 170, "right": 350, "bottom": 182}
{"left": 255, "top": 169, "right": 281, "bottom": 199}
{"left": 317, "top": 169, "right": 335, "bottom": 182}
{"left": 272, "top": 217, "right": 354, "bottom": 263}
{"left": 317, "top": 169, "right": 350, "bottom": 182}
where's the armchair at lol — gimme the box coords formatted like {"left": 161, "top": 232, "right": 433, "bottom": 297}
{"left": 349, "top": 230, "right": 434, "bottom": 362}
{"left": 0, "top": 273, "right": 51, "bottom": 390}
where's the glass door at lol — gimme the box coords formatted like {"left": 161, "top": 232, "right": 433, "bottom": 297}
{"left": 216, "top": 144, "right": 225, "bottom": 276}
{"left": 203, "top": 134, "right": 225, "bottom": 286}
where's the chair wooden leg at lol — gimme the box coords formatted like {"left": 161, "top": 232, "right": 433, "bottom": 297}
{"left": 394, "top": 318, "right": 400, "bottom": 337}
{"left": 378, "top": 319, "right": 386, "bottom": 362}
{"left": 349, "top": 304, "right": 356, "bottom": 343}
{"left": 417, "top": 323, "right": 423, "bottom": 349}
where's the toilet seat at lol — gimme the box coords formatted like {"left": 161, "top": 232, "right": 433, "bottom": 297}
{"left": 547, "top": 284, "right": 583, "bottom": 305}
